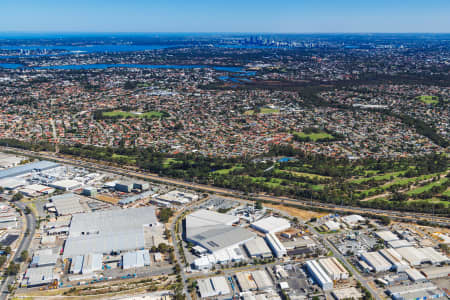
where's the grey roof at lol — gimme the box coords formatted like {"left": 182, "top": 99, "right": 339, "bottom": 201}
{"left": 0, "top": 161, "right": 59, "bottom": 179}
{"left": 51, "top": 193, "right": 85, "bottom": 216}
{"left": 63, "top": 207, "right": 157, "bottom": 258}
{"left": 24, "top": 266, "right": 59, "bottom": 286}
{"left": 244, "top": 237, "right": 272, "bottom": 256}
{"left": 188, "top": 225, "right": 256, "bottom": 253}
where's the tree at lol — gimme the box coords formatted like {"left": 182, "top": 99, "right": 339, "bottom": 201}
{"left": 12, "top": 193, "right": 23, "bottom": 202}
{"left": 6, "top": 262, "right": 19, "bottom": 275}
{"left": 24, "top": 206, "right": 31, "bottom": 215}
{"left": 158, "top": 243, "right": 168, "bottom": 253}
{"left": 20, "top": 250, "right": 28, "bottom": 262}
{"left": 255, "top": 201, "right": 263, "bottom": 210}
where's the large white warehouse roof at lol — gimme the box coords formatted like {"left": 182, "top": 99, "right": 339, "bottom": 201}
{"left": 251, "top": 216, "right": 290, "bottom": 234}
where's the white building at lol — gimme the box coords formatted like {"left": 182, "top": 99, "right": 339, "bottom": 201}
{"left": 251, "top": 216, "right": 290, "bottom": 234}
{"left": 265, "top": 233, "right": 287, "bottom": 258}
{"left": 305, "top": 260, "right": 333, "bottom": 291}
{"left": 360, "top": 251, "right": 392, "bottom": 272}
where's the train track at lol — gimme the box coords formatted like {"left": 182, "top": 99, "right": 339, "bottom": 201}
{"left": 2, "top": 146, "right": 449, "bottom": 226}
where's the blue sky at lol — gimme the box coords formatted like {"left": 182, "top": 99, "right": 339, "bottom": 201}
{"left": 0, "top": 0, "right": 449, "bottom": 33}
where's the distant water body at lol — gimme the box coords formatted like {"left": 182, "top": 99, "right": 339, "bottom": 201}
{"left": 0, "top": 63, "right": 248, "bottom": 73}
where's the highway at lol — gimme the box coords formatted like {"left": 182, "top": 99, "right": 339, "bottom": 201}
{"left": 0, "top": 201, "right": 36, "bottom": 299}
{"left": 2, "top": 146, "right": 447, "bottom": 227}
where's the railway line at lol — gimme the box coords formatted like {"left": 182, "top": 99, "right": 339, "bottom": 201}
{"left": 1, "top": 146, "right": 449, "bottom": 227}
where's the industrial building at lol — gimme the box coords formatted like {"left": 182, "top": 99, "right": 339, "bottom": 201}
{"left": 63, "top": 207, "right": 159, "bottom": 258}
{"left": 394, "top": 246, "right": 448, "bottom": 266}
{"left": 48, "top": 193, "right": 86, "bottom": 216}
{"left": 387, "top": 282, "right": 445, "bottom": 300}
{"left": 157, "top": 190, "right": 198, "bottom": 205}
{"left": 235, "top": 272, "right": 258, "bottom": 292}
{"left": 305, "top": 260, "right": 333, "bottom": 291}
{"left": 30, "top": 249, "right": 59, "bottom": 268}
{"left": 324, "top": 220, "right": 340, "bottom": 231}
{"left": 197, "top": 276, "right": 230, "bottom": 298}
{"left": 379, "top": 248, "right": 409, "bottom": 272}
{"left": 375, "top": 231, "right": 399, "bottom": 242}
{"left": 251, "top": 216, "right": 290, "bottom": 234}
{"left": 122, "top": 250, "right": 151, "bottom": 269}
{"left": 332, "top": 287, "right": 363, "bottom": 300}
{"left": 0, "top": 177, "right": 25, "bottom": 190}
{"left": 318, "top": 257, "right": 349, "bottom": 280}
{"left": 360, "top": 251, "right": 392, "bottom": 273}
{"left": 404, "top": 268, "right": 426, "bottom": 282}
{"left": 420, "top": 265, "right": 450, "bottom": 279}
{"left": 251, "top": 270, "right": 273, "bottom": 290}
{"left": 119, "top": 190, "right": 155, "bottom": 205}
{"left": 49, "top": 179, "right": 82, "bottom": 191}
{"left": 244, "top": 237, "right": 273, "bottom": 258}
{"left": 82, "top": 187, "right": 97, "bottom": 197}
{"left": 133, "top": 181, "right": 149, "bottom": 191}
{"left": 22, "top": 266, "right": 59, "bottom": 287}
{"left": 417, "top": 247, "right": 448, "bottom": 264}
{"left": 185, "top": 209, "right": 254, "bottom": 256}
{"left": 115, "top": 181, "right": 134, "bottom": 193}
{"left": 0, "top": 160, "right": 59, "bottom": 180}
{"left": 265, "top": 233, "right": 287, "bottom": 258}
{"left": 341, "top": 215, "right": 365, "bottom": 228}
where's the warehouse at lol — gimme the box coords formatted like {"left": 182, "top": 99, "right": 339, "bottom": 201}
{"left": 375, "top": 231, "right": 399, "bottom": 242}
{"left": 20, "top": 183, "right": 55, "bottom": 197}
{"left": 342, "top": 215, "right": 365, "bottom": 228}
{"left": 70, "top": 255, "right": 84, "bottom": 274}
{"left": 115, "top": 181, "right": 134, "bottom": 193}
{"left": 251, "top": 216, "right": 290, "bottom": 234}
{"left": 82, "top": 187, "right": 97, "bottom": 197}
{"left": 395, "top": 247, "right": 427, "bottom": 266}
{"left": 0, "top": 177, "right": 25, "bottom": 190}
{"left": 324, "top": 220, "right": 340, "bottom": 231}
{"left": 387, "top": 240, "right": 413, "bottom": 249}
{"left": 119, "top": 190, "right": 155, "bottom": 205}
{"left": 63, "top": 207, "right": 158, "bottom": 258}
{"left": 360, "top": 251, "right": 392, "bottom": 273}
{"left": 49, "top": 193, "right": 86, "bottom": 216}
{"left": 49, "top": 179, "right": 82, "bottom": 191}
{"left": 305, "top": 260, "right": 333, "bottom": 291}
{"left": 81, "top": 253, "right": 103, "bottom": 274}
{"left": 197, "top": 276, "right": 230, "bottom": 298}
{"left": 404, "top": 268, "right": 426, "bottom": 282}
{"left": 251, "top": 270, "right": 273, "bottom": 290}
{"left": 417, "top": 247, "right": 448, "bottom": 264}
{"left": 122, "top": 250, "right": 151, "bottom": 269}
{"left": 22, "top": 266, "right": 59, "bottom": 287}
{"left": 332, "top": 287, "right": 363, "bottom": 300}
{"left": 157, "top": 190, "right": 198, "bottom": 204}
{"left": 0, "top": 154, "right": 23, "bottom": 169}
{"left": 235, "top": 272, "right": 257, "bottom": 292}
{"left": 420, "top": 265, "right": 450, "bottom": 279}
{"left": 387, "top": 282, "right": 445, "bottom": 300}
{"left": 244, "top": 237, "right": 272, "bottom": 258}
{"left": 30, "top": 249, "right": 59, "bottom": 268}
{"left": 318, "top": 257, "right": 349, "bottom": 280}
{"left": 379, "top": 248, "right": 409, "bottom": 272}
{"left": 185, "top": 209, "right": 253, "bottom": 256}
{"left": 265, "top": 233, "right": 287, "bottom": 258}
{"left": 133, "top": 181, "right": 149, "bottom": 191}
{"left": 0, "top": 160, "right": 59, "bottom": 179}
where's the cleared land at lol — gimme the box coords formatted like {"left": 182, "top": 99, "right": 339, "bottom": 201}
{"left": 294, "top": 131, "right": 334, "bottom": 141}
{"left": 244, "top": 107, "right": 280, "bottom": 115}
{"left": 417, "top": 95, "right": 439, "bottom": 104}
{"left": 264, "top": 202, "right": 327, "bottom": 221}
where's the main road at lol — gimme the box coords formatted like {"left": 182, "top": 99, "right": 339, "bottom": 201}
{"left": 0, "top": 201, "right": 36, "bottom": 299}
{"left": 1, "top": 146, "right": 449, "bottom": 227}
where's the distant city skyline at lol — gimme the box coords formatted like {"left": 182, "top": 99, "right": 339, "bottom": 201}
{"left": 1, "top": 0, "right": 449, "bottom": 33}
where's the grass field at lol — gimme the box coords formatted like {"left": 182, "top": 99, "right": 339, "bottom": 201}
{"left": 112, "top": 153, "right": 136, "bottom": 164}
{"left": 244, "top": 107, "right": 280, "bottom": 115}
{"left": 275, "top": 169, "right": 331, "bottom": 180}
{"left": 351, "top": 171, "right": 405, "bottom": 184}
{"left": 294, "top": 131, "right": 334, "bottom": 141}
{"left": 213, "top": 164, "right": 244, "bottom": 175}
{"left": 102, "top": 110, "right": 166, "bottom": 119}
{"left": 417, "top": 95, "right": 439, "bottom": 104}
{"left": 162, "top": 158, "right": 182, "bottom": 168}
{"left": 406, "top": 178, "right": 448, "bottom": 196}
{"left": 443, "top": 188, "right": 450, "bottom": 197}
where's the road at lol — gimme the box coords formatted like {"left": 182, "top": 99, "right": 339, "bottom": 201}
{"left": 1, "top": 146, "right": 448, "bottom": 227}
{"left": 0, "top": 201, "right": 36, "bottom": 299}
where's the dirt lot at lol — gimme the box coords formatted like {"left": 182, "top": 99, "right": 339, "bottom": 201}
{"left": 264, "top": 203, "right": 327, "bottom": 221}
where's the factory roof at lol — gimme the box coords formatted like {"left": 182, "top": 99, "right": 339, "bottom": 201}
{"left": 0, "top": 177, "right": 26, "bottom": 189}
{"left": 420, "top": 265, "right": 450, "bottom": 279}
{"left": 0, "top": 160, "right": 59, "bottom": 179}
{"left": 395, "top": 247, "right": 427, "bottom": 266}
{"left": 379, "top": 248, "right": 409, "bottom": 268}
{"left": 188, "top": 225, "right": 255, "bottom": 253}
{"left": 417, "top": 247, "right": 448, "bottom": 264}
{"left": 198, "top": 276, "right": 230, "bottom": 298}
{"left": 404, "top": 268, "right": 426, "bottom": 282}
{"left": 63, "top": 207, "right": 157, "bottom": 258}
{"left": 342, "top": 214, "right": 365, "bottom": 225}
{"left": 244, "top": 237, "right": 272, "bottom": 257}
{"left": 122, "top": 250, "right": 151, "bottom": 269}
{"left": 388, "top": 239, "right": 413, "bottom": 248}
{"left": 23, "top": 266, "right": 59, "bottom": 286}
{"left": 251, "top": 216, "right": 290, "bottom": 233}
{"left": 185, "top": 209, "right": 239, "bottom": 238}
{"left": 332, "top": 287, "right": 363, "bottom": 300}
{"left": 50, "top": 193, "right": 85, "bottom": 216}
{"left": 375, "top": 230, "right": 399, "bottom": 242}
{"left": 236, "top": 272, "right": 257, "bottom": 292}
{"left": 360, "top": 251, "right": 392, "bottom": 271}
{"left": 251, "top": 270, "right": 273, "bottom": 290}
{"left": 305, "top": 260, "right": 332, "bottom": 288}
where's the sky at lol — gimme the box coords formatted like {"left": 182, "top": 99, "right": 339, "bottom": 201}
{"left": 0, "top": 0, "right": 449, "bottom": 33}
